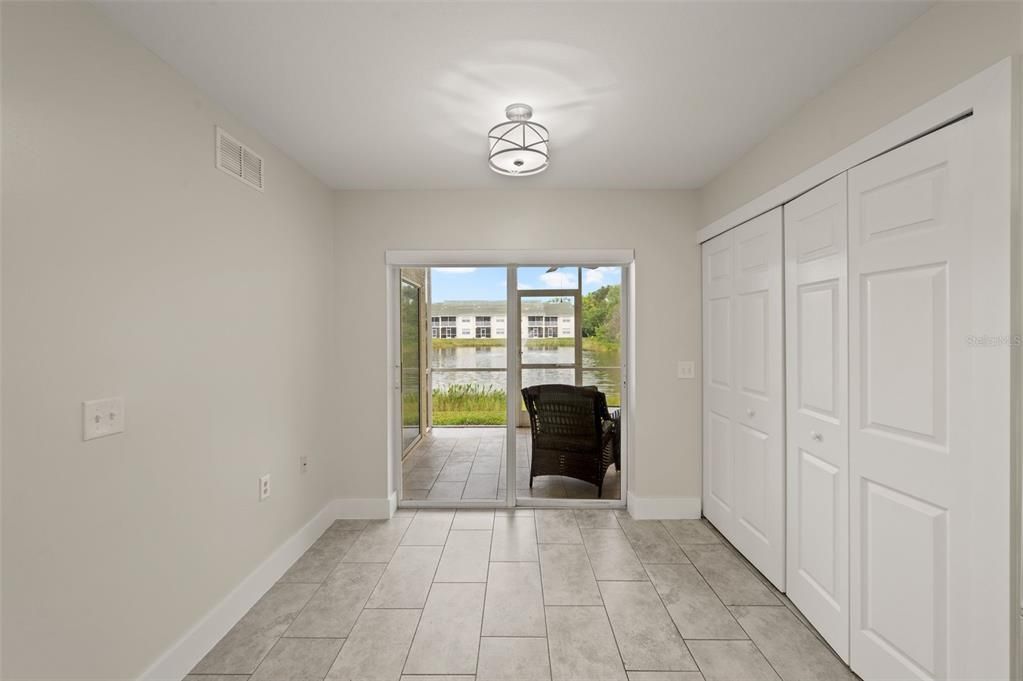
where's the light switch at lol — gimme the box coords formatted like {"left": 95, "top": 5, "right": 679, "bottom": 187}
{"left": 83, "top": 397, "right": 125, "bottom": 441}
{"left": 677, "top": 361, "right": 695, "bottom": 380}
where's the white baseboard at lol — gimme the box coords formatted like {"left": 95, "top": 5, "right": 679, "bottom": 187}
{"left": 627, "top": 492, "right": 702, "bottom": 520}
{"left": 330, "top": 494, "right": 396, "bottom": 519}
{"left": 140, "top": 496, "right": 392, "bottom": 681}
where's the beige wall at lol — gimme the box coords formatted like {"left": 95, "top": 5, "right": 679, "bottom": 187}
{"left": 334, "top": 190, "right": 702, "bottom": 503}
{"left": 700, "top": 1, "right": 1023, "bottom": 226}
{"left": 2, "top": 3, "right": 335, "bottom": 679}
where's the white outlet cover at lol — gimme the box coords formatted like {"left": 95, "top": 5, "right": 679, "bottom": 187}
{"left": 82, "top": 397, "right": 125, "bottom": 441}
{"left": 677, "top": 361, "right": 696, "bottom": 379}
{"left": 259, "top": 474, "right": 271, "bottom": 501}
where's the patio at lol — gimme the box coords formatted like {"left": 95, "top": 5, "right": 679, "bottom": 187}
{"left": 401, "top": 427, "right": 622, "bottom": 501}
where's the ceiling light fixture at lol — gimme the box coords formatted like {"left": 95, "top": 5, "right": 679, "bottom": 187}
{"left": 488, "top": 103, "right": 549, "bottom": 176}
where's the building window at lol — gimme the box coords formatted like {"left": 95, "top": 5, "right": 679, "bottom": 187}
{"left": 432, "top": 315, "right": 456, "bottom": 339}
{"left": 461, "top": 328, "right": 471, "bottom": 337}
{"left": 476, "top": 316, "right": 491, "bottom": 326}
{"left": 475, "top": 327, "right": 492, "bottom": 338}
{"left": 544, "top": 327, "right": 558, "bottom": 338}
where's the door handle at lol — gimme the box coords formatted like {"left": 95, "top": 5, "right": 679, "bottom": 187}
{"left": 746, "top": 408, "right": 756, "bottom": 418}
{"left": 810, "top": 430, "right": 823, "bottom": 442}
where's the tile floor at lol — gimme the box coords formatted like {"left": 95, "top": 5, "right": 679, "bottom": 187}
{"left": 186, "top": 509, "right": 859, "bottom": 681}
{"left": 401, "top": 427, "right": 622, "bottom": 502}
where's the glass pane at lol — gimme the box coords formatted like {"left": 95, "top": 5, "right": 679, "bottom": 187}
{"left": 400, "top": 279, "right": 421, "bottom": 451}
{"left": 583, "top": 368, "right": 622, "bottom": 408}
{"left": 517, "top": 266, "right": 579, "bottom": 290}
{"left": 430, "top": 266, "right": 507, "bottom": 427}
{"left": 520, "top": 295, "right": 576, "bottom": 365}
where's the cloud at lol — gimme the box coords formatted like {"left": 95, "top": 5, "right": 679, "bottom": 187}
{"left": 539, "top": 270, "right": 576, "bottom": 288}
{"left": 583, "top": 268, "right": 606, "bottom": 285}
{"left": 434, "top": 267, "right": 477, "bottom": 274}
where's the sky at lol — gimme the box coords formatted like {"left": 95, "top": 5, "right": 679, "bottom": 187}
{"left": 430, "top": 266, "right": 622, "bottom": 302}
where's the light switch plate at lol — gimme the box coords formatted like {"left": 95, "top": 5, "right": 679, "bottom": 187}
{"left": 677, "top": 361, "right": 696, "bottom": 380}
{"left": 83, "top": 397, "right": 125, "bottom": 441}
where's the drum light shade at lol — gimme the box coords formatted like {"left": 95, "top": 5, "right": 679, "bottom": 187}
{"left": 488, "top": 103, "right": 549, "bottom": 176}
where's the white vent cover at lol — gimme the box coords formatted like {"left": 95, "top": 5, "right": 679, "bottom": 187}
{"left": 215, "top": 127, "right": 264, "bottom": 191}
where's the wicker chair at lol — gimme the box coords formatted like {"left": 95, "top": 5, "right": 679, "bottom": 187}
{"left": 521, "top": 384, "right": 618, "bottom": 498}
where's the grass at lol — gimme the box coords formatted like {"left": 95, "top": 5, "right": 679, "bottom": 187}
{"left": 431, "top": 384, "right": 507, "bottom": 426}
{"left": 422, "top": 383, "right": 621, "bottom": 426}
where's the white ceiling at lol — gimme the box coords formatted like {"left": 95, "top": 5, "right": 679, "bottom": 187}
{"left": 100, "top": 1, "right": 929, "bottom": 190}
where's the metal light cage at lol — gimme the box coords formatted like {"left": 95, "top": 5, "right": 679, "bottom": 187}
{"left": 488, "top": 104, "right": 549, "bottom": 176}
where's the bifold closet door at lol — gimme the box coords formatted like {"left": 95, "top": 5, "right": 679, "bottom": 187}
{"left": 702, "top": 208, "right": 785, "bottom": 589}
{"left": 849, "top": 118, "right": 1005, "bottom": 680}
{"left": 783, "top": 174, "right": 849, "bottom": 662}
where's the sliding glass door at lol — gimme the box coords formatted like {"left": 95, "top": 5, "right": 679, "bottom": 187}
{"left": 395, "top": 262, "right": 627, "bottom": 508}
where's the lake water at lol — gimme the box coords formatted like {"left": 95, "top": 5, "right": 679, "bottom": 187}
{"left": 431, "top": 345, "right": 622, "bottom": 404}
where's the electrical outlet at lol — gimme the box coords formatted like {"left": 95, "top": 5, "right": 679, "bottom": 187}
{"left": 82, "top": 397, "right": 125, "bottom": 441}
{"left": 300, "top": 456, "right": 309, "bottom": 473}
{"left": 259, "top": 474, "right": 271, "bottom": 501}
{"left": 677, "top": 361, "right": 696, "bottom": 379}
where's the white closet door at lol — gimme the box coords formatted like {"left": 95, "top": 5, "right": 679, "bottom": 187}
{"left": 784, "top": 174, "right": 849, "bottom": 661}
{"left": 849, "top": 119, "right": 997, "bottom": 680}
{"left": 731, "top": 209, "right": 785, "bottom": 589}
{"left": 702, "top": 229, "right": 735, "bottom": 534}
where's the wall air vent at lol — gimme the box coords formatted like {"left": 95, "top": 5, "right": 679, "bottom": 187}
{"left": 215, "top": 126, "right": 264, "bottom": 191}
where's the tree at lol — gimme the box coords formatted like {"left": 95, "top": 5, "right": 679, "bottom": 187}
{"left": 581, "top": 284, "right": 621, "bottom": 342}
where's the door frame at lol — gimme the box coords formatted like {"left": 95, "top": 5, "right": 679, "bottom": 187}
{"left": 385, "top": 250, "right": 634, "bottom": 511}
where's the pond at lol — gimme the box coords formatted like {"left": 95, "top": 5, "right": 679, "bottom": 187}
{"left": 431, "top": 344, "right": 622, "bottom": 405}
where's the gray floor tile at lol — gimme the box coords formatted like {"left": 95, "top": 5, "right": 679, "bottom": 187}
{"left": 535, "top": 509, "right": 583, "bottom": 544}
{"left": 546, "top": 606, "right": 627, "bottom": 681}
{"left": 574, "top": 509, "right": 620, "bottom": 529}
{"left": 285, "top": 563, "right": 385, "bottom": 639}
{"left": 660, "top": 520, "right": 720, "bottom": 546}
{"left": 617, "top": 519, "right": 689, "bottom": 564}
{"left": 435, "top": 530, "right": 492, "bottom": 583}
{"left": 452, "top": 510, "right": 495, "bottom": 530}
{"left": 366, "top": 546, "right": 443, "bottom": 609}
{"left": 581, "top": 529, "right": 646, "bottom": 581}
{"left": 342, "top": 516, "right": 413, "bottom": 563}
{"left": 192, "top": 582, "right": 319, "bottom": 674}
{"left": 483, "top": 562, "right": 546, "bottom": 636}
{"left": 402, "top": 511, "right": 454, "bottom": 546}
{"left": 539, "top": 544, "right": 602, "bottom": 606}
{"left": 683, "top": 546, "right": 779, "bottom": 606}
{"left": 491, "top": 514, "right": 539, "bottom": 562}
{"left": 627, "top": 674, "right": 704, "bottom": 681}
{"left": 250, "top": 637, "right": 344, "bottom": 681}
{"left": 686, "top": 641, "right": 780, "bottom": 681}
{"left": 477, "top": 637, "right": 552, "bottom": 681}
{"left": 326, "top": 608, "right": 421, "bottom": 681}
{"left": 439, "top": 461, "right": 473, "bottom": 482}
{"left": 428, "top": 481, "right": 467, "bottom": 500}
{"left": 404, "top": 582, "right": 485, "bottom": 675}
{"left": 405, "top": 468, "right": 441, "bottom": 490}
{"left": 331, "top": 519, "right": 371, "bottom": 531}
{"left": 470, "top": 456, "right": 502, "bottom": 475}
{"left": 182, "top": 676, "right": 249, "bottom": 681}
{"left": 730, "top": 606, "right": 854, "bottom": 681}
{"left": 279, "top": 530, "right": 361, "bottom": 583}
{"left": 598, "top": 581, "right": 695, "bottom": 672}
{"left": 463, "top": 475, "right": 500, "bottom": 499}
{"left": 645, "top": 564, "right": 746, "bottom": 640}
{"left": 400, "top": 677, "right": 476, "bottom": 681}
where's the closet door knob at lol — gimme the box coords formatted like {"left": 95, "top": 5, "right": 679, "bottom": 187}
{"left": 746, "top": 408, "right": 755, "bottom": 418}
{"left": 810, "top": 430, "right": 823, "bottom": 442}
